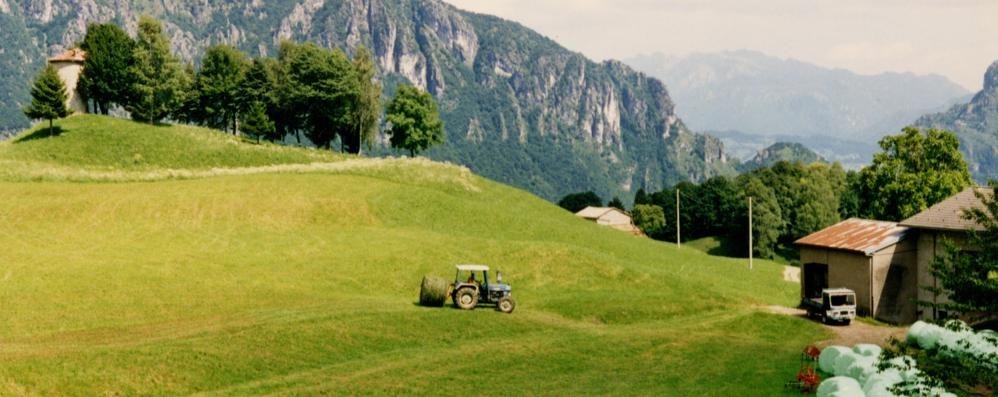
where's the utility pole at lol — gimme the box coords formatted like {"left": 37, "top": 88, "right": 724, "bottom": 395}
{"left": 748, "top": 196, "right": 753, "bottom": 270}
{"left": 676, "top": 188, "right": 681, "bottom": 248}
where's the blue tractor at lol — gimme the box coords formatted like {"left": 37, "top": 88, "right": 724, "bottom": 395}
{"left": 451, "top": 264, "right": 516, "bottom": 313}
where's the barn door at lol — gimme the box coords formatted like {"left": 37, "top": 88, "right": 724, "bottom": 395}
{"left": 802, "top": 263, "right": 828, "bottom": 299}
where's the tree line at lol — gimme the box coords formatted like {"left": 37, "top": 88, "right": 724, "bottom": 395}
{"left": 24, "top": 16, "right": 444, "bottom": 156}
{"left": 560, "top": 126, "right": 975, "bottom": 260}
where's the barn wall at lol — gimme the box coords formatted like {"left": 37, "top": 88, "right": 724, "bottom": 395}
{"left": 871, "top": 239, "right": 918, "bottom": 323}
{"left": 597, "top": 210, "right": 631, "bottom": 226}
{"left": 801, "top": 247, "right": 873, "bottom": 316}
{"left": 915, "top": 230, "right": 970, "bottom": 321}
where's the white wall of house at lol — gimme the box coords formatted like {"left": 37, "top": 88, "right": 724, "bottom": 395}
{"left": 51, "top": 61, "right": 86, "bottom": 114}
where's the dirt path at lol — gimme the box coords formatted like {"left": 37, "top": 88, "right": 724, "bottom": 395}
{"left": 763, "top": 306, "right": 907, "bottom": 347}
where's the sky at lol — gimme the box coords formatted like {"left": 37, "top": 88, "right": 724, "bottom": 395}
{"left": 445, "top": 0, "right": 998, "bottom": 91}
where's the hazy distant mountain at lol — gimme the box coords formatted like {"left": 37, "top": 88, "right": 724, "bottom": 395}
{"left": 626, "top": 50, "right": 970, "bottom": 163}
{"left": 916, "top": 60, "right": 998, "bottom": 182}
{"left": 737, "top": 142, "right": 824, "bottom": 172}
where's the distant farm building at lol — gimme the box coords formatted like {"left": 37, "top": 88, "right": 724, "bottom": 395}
{"left": 575, "top": 206, "right": 642, "bottom": 235}
{"left": 795, "top": 187, "right": 992, "bottom": 324}
{"left": 48, "top": 48, "right": 87, "bottom": 114}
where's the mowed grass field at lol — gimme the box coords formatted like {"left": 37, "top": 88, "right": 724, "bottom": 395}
{"left": 0, "top": 116, "right": 828, "bottom": 396}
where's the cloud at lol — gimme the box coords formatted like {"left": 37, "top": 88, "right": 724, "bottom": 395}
{"left": 826, "top": 42, "right": 916, "bottom": 65}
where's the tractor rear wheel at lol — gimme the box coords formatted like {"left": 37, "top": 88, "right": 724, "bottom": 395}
{"left": 454, "top": 288, "right": 478, "bottom": 310}
{"left": 497, "top": 296, "right": 516, "bottom": 313}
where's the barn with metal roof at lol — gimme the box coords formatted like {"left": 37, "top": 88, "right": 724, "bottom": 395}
{"left": 795, "top": 218, "right": 918, "bottom": 324}
{"left": 795, "top": 187, "right": 992, "bottom": 324}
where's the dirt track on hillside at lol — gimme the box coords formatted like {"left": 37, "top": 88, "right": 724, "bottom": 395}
{"left": 763, "top": 306, "right": 907, "bottom": 347}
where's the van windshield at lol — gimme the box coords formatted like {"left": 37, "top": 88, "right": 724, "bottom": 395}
{"left": 830, "top": 294, "right": 855, "bottom": 306}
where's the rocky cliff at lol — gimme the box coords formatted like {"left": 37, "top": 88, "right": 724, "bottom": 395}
{"left": 0, "top": 0, "right": 733, "bottom": 200}
{"left": 916, "top": 61, "right": 998, "bottom": 181}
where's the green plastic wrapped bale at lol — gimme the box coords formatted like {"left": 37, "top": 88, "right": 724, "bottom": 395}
{"left": 832, "top": 350, "right": 858, "bottom": 377}
{"left": 906, "top": 321, "right": 929, "bottom": 344}
{"left": 846, "top": 356, "right": 877, "bottom": 383}
{"left": 819, "top": 346, "right": 851, "bottom": 374}
{"left": 816, "top": 376, "right": 862, "bottom": 397}
{"left": 853, "top": 343, "right": 882, "bottom": 358}
{"left": 419, "top": 275, "right": 449, "bottom": 307}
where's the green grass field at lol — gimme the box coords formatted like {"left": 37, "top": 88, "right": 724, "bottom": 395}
{"left": 0, "top": 116, "right": 828, "bottom": 395}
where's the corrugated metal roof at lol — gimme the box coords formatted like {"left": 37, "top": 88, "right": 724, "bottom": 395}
{"left": 900, "top": 187, "right": 991, "bottom": 232}
{"left": 48, "top": 48, "right": 86, "bottom": 63}
{"left": 794, "top": 218, "right": 909, "bottom": 256}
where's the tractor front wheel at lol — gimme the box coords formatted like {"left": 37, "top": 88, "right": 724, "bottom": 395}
{"left": 497, "top": 296, "right": 516, "bottom": 313}
{"left": 454, "top": 288, "right": 478, "bottom": 310}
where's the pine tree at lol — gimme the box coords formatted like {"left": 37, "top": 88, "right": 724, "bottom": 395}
{"left": 23, "top": 65, "right": 70, "bottom": 135}
{"left": 240, "top": 101, "right": 275, "bottom": 143}
{"left": 126, "top": 16, "right": 186, "bottom": 124}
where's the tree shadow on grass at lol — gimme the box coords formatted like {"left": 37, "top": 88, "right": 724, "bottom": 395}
{"left": 14, "top": 126, "right": 65, "bottom": 143}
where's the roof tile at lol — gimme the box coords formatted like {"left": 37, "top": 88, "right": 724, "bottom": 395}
{"left": 900, "top": 187, "right": 992, "bottom": 232}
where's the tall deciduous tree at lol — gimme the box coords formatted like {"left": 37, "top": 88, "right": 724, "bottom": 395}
{"left": 279, "top": 42, "right": 357, "bottom": 150}
{"left": 127, "top": 16, "right": 187, "bottom": 124}
{"left": 607, "top": 196, "right": 625, "bottom": 211}
{"left": 557, "top": 191, "right": 602, "bottom": 213}
{"left": 928, "top": 183, "right": 997, "bottom": 322}
{"left": 78, "top": 23, "right": 135, "bottom": 115}
{"left": 23, "top": 65, "right": 70, "bottom": 135}
{"left": 193, "top": 44, "right": 249, "bottom": 134}
{"left": 858, "top": 126, "right": 972, "bottom": 221}
{"left": 634, "top": 188, "right": 650, "bottom": 206}
{"left": 632, "top": 204, "right": 666, "bottom": 238}
{"left": 736, "top": 174, "right": 785, "bottom": 259}
{"left": 350, "top": 45, "right": 381, "bottom": 154}
{"left": 385, "top": 84, "right": 444, "bottom": 157}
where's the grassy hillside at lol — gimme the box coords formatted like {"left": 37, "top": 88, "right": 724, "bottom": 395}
{"left": 0, "top": 117, "right": 826, "bottom": 395}
{"left": 0, "top": 115, "right": 344, "bottom": 181}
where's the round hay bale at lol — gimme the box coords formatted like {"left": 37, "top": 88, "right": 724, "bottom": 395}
{"left": 419, "top": 275, "right": 449, "bottom": 307}
{"left": 936, "top": 329, "right": 962, "bottom": 356}
{"left": 833, "top": 351, "right": 858, "bottom": 376}
{"left": 853, "top": 343, "right": 882, "bottom": 358}
{"left": 845, "top": 356, "right": 877, "bottom": 383}
{"left": 907, "top": 321, "right": 929, "bottom": 344}
{"left": 816, "top": 377, "right": 862, "bottom": 397}
{"left": 819, "top": 346, "right": 851, "bottom": 373}
{"left": 917, "top": 323, "right": 942, "bottom": 349}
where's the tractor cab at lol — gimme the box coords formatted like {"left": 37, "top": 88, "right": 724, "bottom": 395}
{"left": 451, "top": 264, "right": 515, "bottom": 313}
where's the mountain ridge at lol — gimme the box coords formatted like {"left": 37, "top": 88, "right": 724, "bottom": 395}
{"left": 625, "top": 50, "right": 969, "bottom": 166}
{"left": 0, "top": 0, "right": 734, "bottom": 201}
{"left": 916, "top": 60, "right": 998, "bottom": 181}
